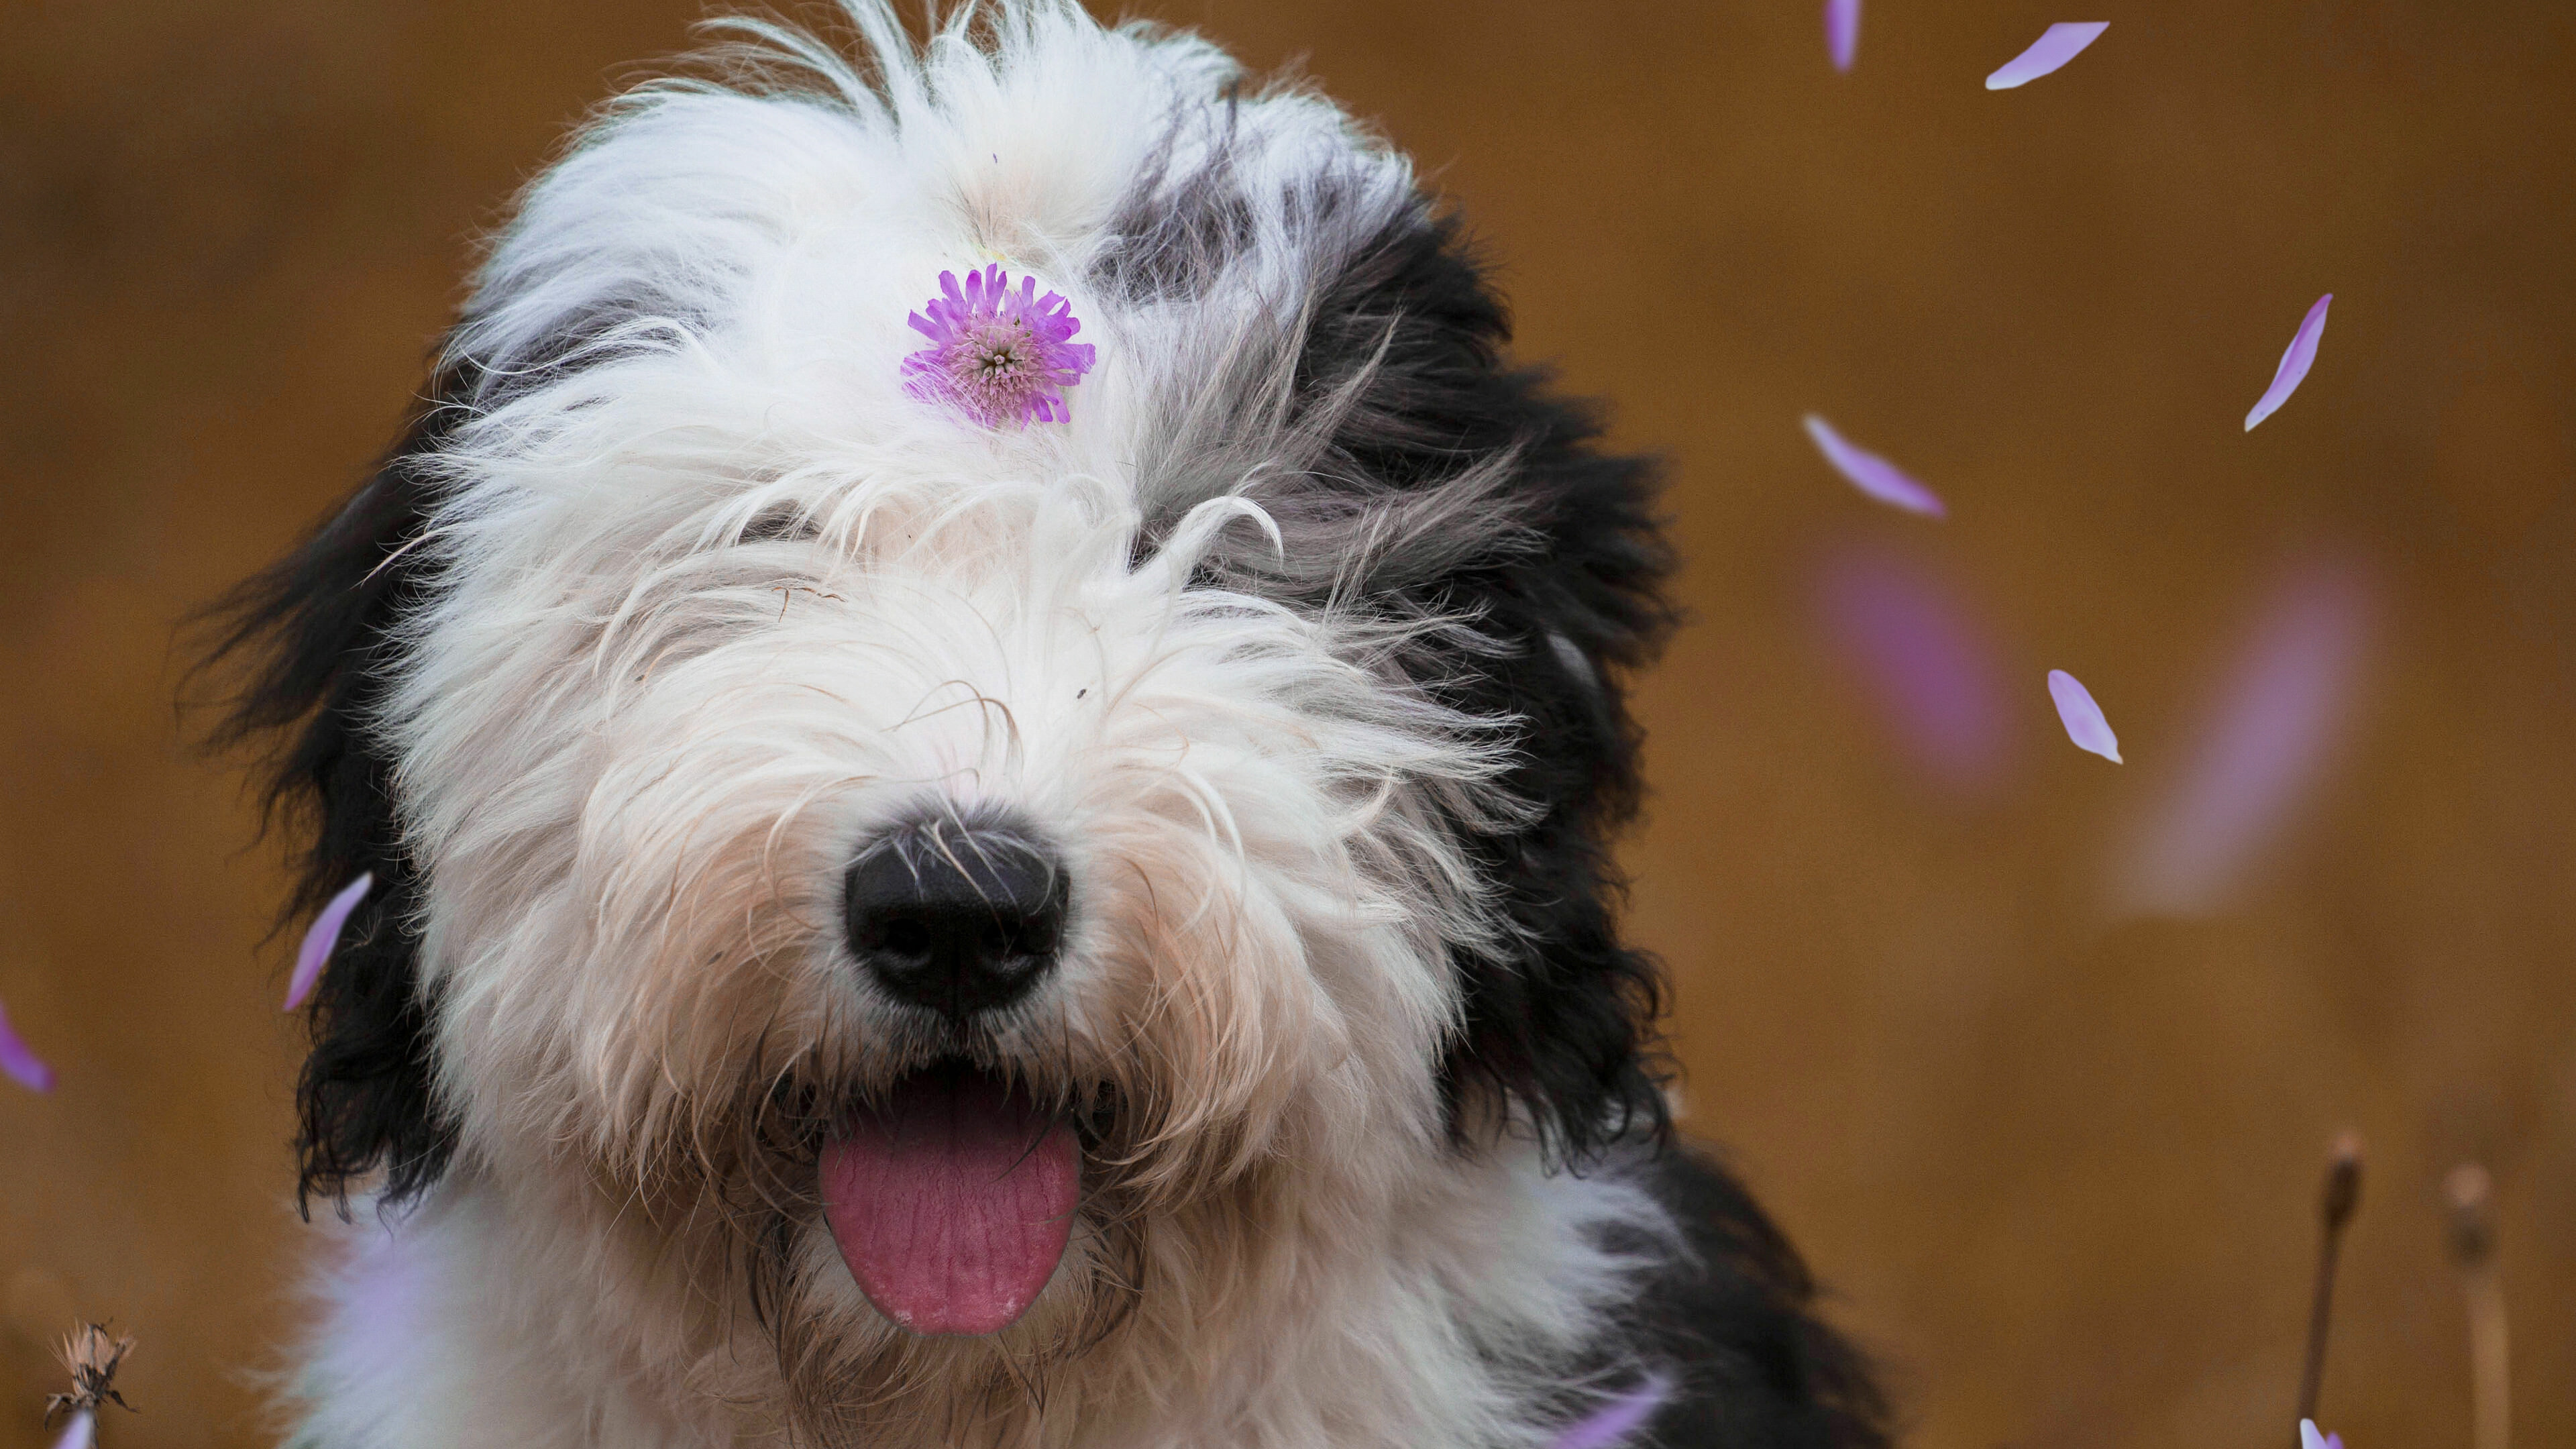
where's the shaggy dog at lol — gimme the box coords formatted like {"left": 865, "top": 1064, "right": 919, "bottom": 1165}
{"left": 210, "top": 5, "right": 1888, "bottom": 1446}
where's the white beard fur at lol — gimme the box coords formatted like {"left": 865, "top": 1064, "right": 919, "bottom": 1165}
{"left": 288, "top": 1150, "right": 1670, "bottom": 1449}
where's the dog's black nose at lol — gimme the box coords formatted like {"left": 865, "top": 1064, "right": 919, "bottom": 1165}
{"left": 845, "top": 818, "right": 1067, "bottom": 1023}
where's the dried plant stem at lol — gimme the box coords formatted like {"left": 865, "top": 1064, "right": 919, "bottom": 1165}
{"left": 2447, "top": 1165, "right": 2509, "bottom": 1449}
{"left": 2295, "top": 1133, "right": 2365, "bottom": 1433}
{"left": 2465, "top": 1272, "right": 2510, "bottom": 1449}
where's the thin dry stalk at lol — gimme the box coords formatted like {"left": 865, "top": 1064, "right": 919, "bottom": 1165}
{"left": 2447, "top": 1164, "right": 2510, "bottom": 1449}
{"left": 2294, "top": 1131, "right": 2365, "bottom": 1436}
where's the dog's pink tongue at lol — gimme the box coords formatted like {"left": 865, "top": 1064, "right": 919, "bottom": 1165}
{"left": 820, "top": 1071, "right": 1077, "bottom": 1337}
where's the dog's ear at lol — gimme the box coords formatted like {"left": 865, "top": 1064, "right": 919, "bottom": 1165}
{"left": 198, "top": 364, "right": 470, "bottom": 1216}
{"left": 1295, "top": 209, "right": 1682, "bottom": 1166}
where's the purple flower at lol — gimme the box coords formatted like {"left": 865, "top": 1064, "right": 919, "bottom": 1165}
{"left": 2300, "top": 1419, "right": 2345, "bottom": 1449}
{"left": 901, "top": 264, "right": 1097, "bottom": 428}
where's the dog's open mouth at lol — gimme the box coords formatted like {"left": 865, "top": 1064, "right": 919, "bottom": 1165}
{"left": 818, "top": 1061, "right": 1079, "bottom": 1337}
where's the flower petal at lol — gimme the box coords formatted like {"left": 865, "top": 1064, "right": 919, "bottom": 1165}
{"left": 2116, "top": 559, "right": 2371, "bottom": 916}
{"left": 1803, "top": 415, "right": 1946, "bottom": 517}
{"left": 2048, "top": 669, "right": 2123, "bottom": 763}
{"left": 2299, "top": 1421, "right": 2330, "bottom": 1449}
{"left": 1825, "top": 0, "right": 1860, "bottom": 72}
{"left": 0, "top": 998, "right": 54, "bottom": 1093}
{"left": 286, "top": 872, "right": 374, "bottom": 1013}
{"left": 51, "top": 1409, "right": 94, "bottom": 1449}
{"left": 1553, "top": 1371, "right": 1674, "bottom": 1449}
{"left": 2245, "top": 294, "right": 2334, "bottom": 431}
{"left": 1819, "top": 547, "right": 2015, "bottom": 794}
{"left": 1985, "top": 22, "right": 2110, "bottom": 90}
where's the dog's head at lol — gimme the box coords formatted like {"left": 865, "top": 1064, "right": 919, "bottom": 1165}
{"left": 211, "top": 0, "right": 1674, "bottom": 1430}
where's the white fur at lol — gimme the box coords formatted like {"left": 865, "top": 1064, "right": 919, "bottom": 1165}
{"left": 282, "top": 5, "right": 1672, "bottom": 1446}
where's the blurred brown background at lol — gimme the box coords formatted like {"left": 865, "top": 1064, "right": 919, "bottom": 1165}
{"left": 2, "top": 1, "right": 2569, "bottom": 1446}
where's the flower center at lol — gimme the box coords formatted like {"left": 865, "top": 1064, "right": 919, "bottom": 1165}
{"left": 964, "top": 323, "right": 1035, "bottom": 380}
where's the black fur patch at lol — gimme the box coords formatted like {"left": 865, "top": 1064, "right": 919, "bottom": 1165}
{"left": 1316, "top": 209, "right": 1682, "bottom": 1168}
{"left": 1140, "top": 172, "right": 1684, "bottom": 1166}
{"left": 1109, "top": 150, "right": 1896, "bottom": 1445}
{"left": 197, "top": 366, "right": 471, "bottom": 1214}
{"left": 1628, "top": 1145, "right": 1892, "bottom": 1449}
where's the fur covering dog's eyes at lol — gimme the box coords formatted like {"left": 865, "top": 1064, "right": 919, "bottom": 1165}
{"left": 201, "top": 5, "right": 1888, "bottom": 1447}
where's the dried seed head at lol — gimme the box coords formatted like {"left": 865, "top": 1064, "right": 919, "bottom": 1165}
{"left": 2446, "top": 1163, "right": 2496, "bottom": 1270}
{"left": 44, "top": 1323, "right": 135, "bottom": 1425}
{"left": 2321, "top": 1130, "right": 2365, "bottom": 1231}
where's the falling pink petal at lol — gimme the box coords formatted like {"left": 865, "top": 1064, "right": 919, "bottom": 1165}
{"left": 1825, "top": 0, "right": 1861, "bottom": 72}
{"left": 2245, "top": 294, "right": 2334, "bottom": 431}
{"left": 0, "top": 998, "right": 54, "bottom": 1093}
{"left": 50, "top": 1410, "right": 93, "bottom": 1449}
{"left": 1803, "top": 415, "right": 1947, "bottom": 517}
{"left": 1984, "top": 22, "right": 2110, "bottom": 90}
{"left": 1553, "top": 1371, "right": 1674, "bottom": 1449}
{"left": 2048, "top": 669, "right": 2122, "bottom": 763}
{"left": 1819, "top": 547, "right": 2015, "bottom": 793}
{"left": 2117, "top": 559, "right": 2372, "bottom": 916}
{"left": 286, "top": 872, "right": 374, "bottom": 1012}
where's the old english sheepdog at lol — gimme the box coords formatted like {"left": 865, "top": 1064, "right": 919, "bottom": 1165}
{"left": 209, "top": 4, "right": 1888, "bottom": 1446}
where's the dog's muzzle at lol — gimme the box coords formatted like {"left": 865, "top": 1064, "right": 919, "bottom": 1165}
{"left": 824, "top": 812, "right": 1081, "bottom": 1338}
